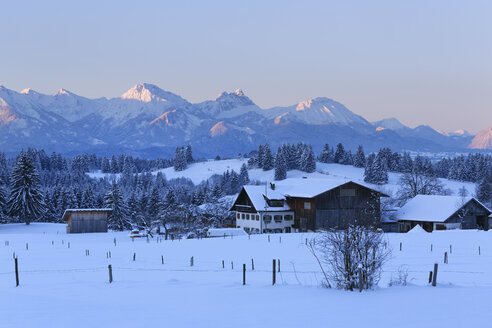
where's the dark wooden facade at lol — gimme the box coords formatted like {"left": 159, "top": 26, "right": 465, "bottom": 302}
{"left": 290, "top": 182, "right": 385, "bottom": 231}
{"left": 63, "top": 209, "right": 112, "bottom": 233}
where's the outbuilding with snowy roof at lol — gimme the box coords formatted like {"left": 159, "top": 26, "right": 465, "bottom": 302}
{"left": 63, "top": 208, "right": 112, "bottom": 233}
{"left": 396, "top": 195, "right": 491, "bottom": 232}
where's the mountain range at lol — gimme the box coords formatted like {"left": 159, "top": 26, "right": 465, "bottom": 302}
{"left": 0, "top": 83, "right": 488, "bottom": 157}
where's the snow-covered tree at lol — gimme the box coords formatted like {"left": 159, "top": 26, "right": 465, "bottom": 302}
{"left": 476, "top": 179, "right": 492, "bottom": 205}
{"left": 353, "top": 145, "right": 366, "bottom": 168}
{"left": 185, "top": 144, "right": 194, "bottom": 164}
{"left": 7, "top": 153, "right": 46, "bottom": 224}
{"left": 274, "top": 149, "right": 287, "bottom": 181}
{"left": 333, "top": 143, "right": 345, "bottom": 164}
{"left": 104, "top": 184, "right": 132, "bottom": 230}
{"left": 319, "top": 144, "right": 334, "bottom": 163}
{"left": 174, "top": 146, "right": 187, "bottom": 171}
{"left": 239, "top": 163, "right": 250, "bottom": 186}
{"left": 262, "top": 144, "right": 274, "bottom": 171}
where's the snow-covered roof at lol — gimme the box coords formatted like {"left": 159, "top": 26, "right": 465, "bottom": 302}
{"left": 207, "top": 228, "right": 248, "bottom": 237}
{"left": 242, "top": 185, "right": 292, "bottom": 212}
{"left": 239, "top": 178, "right": 387, "bottom": 212}
{"left": 62, "top": 208, "right": 113, "bottom": 221}
{"left": 396, "top": 195, "right": 490, "bottom": 223}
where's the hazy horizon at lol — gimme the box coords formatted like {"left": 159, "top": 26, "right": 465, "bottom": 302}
{"left": 1, "top": 0, "right": 491, "bottom": 133}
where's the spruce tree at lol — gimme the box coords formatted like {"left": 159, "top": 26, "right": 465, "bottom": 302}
{"left": 333, "top": 143, "right": 345, "bottom": 164}
{"left": 274, "top": 149, "right": 287, "bottom": 181}
{"left": 262, "top": 144, "right": 274, "bottom": 171}
{"left": 7, "top": 153, "right": 46, "bottom": 224}
{"left": 104, "top": 184, "right": 131, "bottom": 230}
{"left": 353, "top": 145, "right": 366, "bottom": 168}
{"left": 476, "top": 179, "right": 492, "bottom": 205}
{"left": 319, "top": 144, "right": 332, "bottom": 163}
{"left": 185, "top": 144, "right": 194, "bottom": 164}
{"left": 174, "top": 146, "right": 187, "bottom": 171}
{"left": 304, "top": 147, "right": 316, "bottom": 173}
{"left": 239, "top": 163, "right": 250, "bottom": 186}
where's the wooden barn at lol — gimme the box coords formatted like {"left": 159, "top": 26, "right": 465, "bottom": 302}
{"left": 230, "top": 178, "right": 388, "bottom": 233}
{"left": 396, "top": 195, "right": 491, "bottom": 232}
{"left": 63, "top": 208, "right": 112, "bottom": 233}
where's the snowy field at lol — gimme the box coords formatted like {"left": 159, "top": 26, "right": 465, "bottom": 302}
{"left": 88, "top": 159, "right": 477, "bottom": 197}
{"left": 2, "top": 223, "right": 492, "bottom": 328}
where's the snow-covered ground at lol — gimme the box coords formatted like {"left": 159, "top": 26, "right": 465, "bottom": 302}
{"left": 2, "top": 223, "right": 492, "bottom": 327}
{"left": 88, "top": 159, "right": 477, "bottom": 197}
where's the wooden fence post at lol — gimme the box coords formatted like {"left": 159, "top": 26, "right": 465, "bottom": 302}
{"left": 108, "top": 265, "right": 113, "bottom": 283}
{"left": 432, "top": 263, "right": 438, "bottom": 287}
{"left": 114, "top": 238, "right": 116, "bottom": 246}
{"left": 222, "top": 260, "right": 224, "bottom": 269}
{"left": 190, "top": 256, "right": 194, "bottom": 267}
{"left": 479, "top": 246, "right": 481, "bottom": 255}
{"left": 431, "top": 244, "right": 433, "bottom": 252}
{"left": 450, "top": 245, "right": 452, "bottom": 254}
{"left": 133, "top": 252, "right": 136, "bottom": 261}
{"left": 272, "top": 259, "right": 276, "bottom": 285}
{"left": 15, "top": 257, "right": 19, "bottom": 287}
{"left": 444, "top": 252, "right": 448, "bottom": 264}
{"left": 268, "top": 235, "right": 270, "bottom": 243}
{"left": 251, "top": 258, "right": 254, "bottom": 271}
{"left": 243, "top": 264, "right": 246, "bottom": 285}
{"left": 400, "top": 242, "right": 402, "bottom": 251}
{"left": 161, "top": 255, "right": 164, "bottom": 264}
{"left": 278, "top": 259, "right": 281, "bottom": 272}
{"left": 26, "top": 243, "right": 28, "bottom": 250}
{"left": 358, "top": 267, "right": 363, "bottom": 292}
{"left": 428, "top": 271, "right": 433, "bottom": 284}
{"left": 231, "top": 261, "right": 234, "bottom": 270}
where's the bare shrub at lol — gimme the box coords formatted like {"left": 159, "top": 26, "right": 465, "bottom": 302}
{"left": 388, "top": 265, "right": 409, "bottom": 287}
{"left": 308, "top": 225, "right": 391, "bottom": 291}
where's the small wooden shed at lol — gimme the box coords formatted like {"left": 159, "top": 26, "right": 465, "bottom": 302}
{"left": 63, "top": 208, "right": 112, "bottom": 233}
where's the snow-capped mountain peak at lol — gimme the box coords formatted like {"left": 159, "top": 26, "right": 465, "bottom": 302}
{"left": 120, "top": 83, "right": 187, "bottom": 104}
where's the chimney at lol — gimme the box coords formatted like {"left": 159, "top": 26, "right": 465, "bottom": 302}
{"left": 270, "top": 182, "right": 276, "bottom": 190}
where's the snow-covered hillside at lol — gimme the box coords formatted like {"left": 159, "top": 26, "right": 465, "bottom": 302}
{"left": 2, "top": 223, "right": 492, "bottom": 328}
{"left": 108, "top": 159, "right": 477, "bottom": 197}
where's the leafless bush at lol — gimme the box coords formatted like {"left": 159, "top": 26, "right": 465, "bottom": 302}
{"left": 388, "top": 265, "right": 409, "bottom": 287}
{"left": 308, "top": 225, "right": 391, "bottom": 291}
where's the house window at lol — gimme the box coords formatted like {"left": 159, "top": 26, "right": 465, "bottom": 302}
{"left": 241, "top": 213, "right": 245, "bottom": 219}
{"left": 274, "top": 215, "right": 282, "bottom": 223}
{"left": 340, "top": 189, "right": 356, "bottom": 197}
{"left": 237, "top": 213, "right": 240, "bottom": 219}
{"left": 284, "top": 215, "right": 293, "bottom": 221}
{"left": 256, "top": 215, "right": 259, "bottom": 221}
{"left": 246, "top": 214, "right": 250, "bottom": 220}
{"left": 264, "top": 215, "right": 272, "bottom": 223}
{"left": 304, "top": 202, "right": 311, "bottom": 210}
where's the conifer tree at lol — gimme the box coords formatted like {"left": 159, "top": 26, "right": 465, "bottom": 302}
{"left": 333, "top": 143, "right": 345, "bottom": 164}
{"left": 262, "top": 144, "right": 274, "bottom": 171}
{"left": 104, "top": 184, "right": 131, "bottom": 230}
{"left": 274, "top": 149, "right": 287, "bottom": 181}
{"left": 174, "top": 146, "right": 187, "bottom": 171}
{"left": 239, "top": 163, "right": 250, "bottom": 186}
{"left": 353, "top": 145, "right": 366, "bottom": 168}
{"left": 476, "top": 179, "right": 492, "bottom": 205}
{"left": 7, "top": 153, "right": 46, "bottom": 224}
{"left": 185, "top": 144, "right": 194, "bottom": 164}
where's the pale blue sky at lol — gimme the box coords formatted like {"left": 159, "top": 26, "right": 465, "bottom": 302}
{"left": 1, "top": 0, "right": 491, "bottom": 133}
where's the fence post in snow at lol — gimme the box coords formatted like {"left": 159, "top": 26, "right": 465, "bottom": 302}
{"left": 231, "top": 261, "right": 234, "bottom": 270}
{"left": 268, "top": 235, "right": 270, "bottom": 243}
{"left": 15, "top": 257, "right": 19, "bottom": 287}
{"left": 251, "top": 258, "right": 254, "bottom": 271}
{"left": 108, "top": 265, "right": 113, "bottom": 283}
{"left": 432, "top": 263, "right": 438, "bottom": 287}
{"left": 399, "top": 242, "right": 402, "bottom": 251}
{"left": 278, "top": 259, "right": 281, "bottom": 272}
{"left": 431, "top": 244, "right": 433, "bottom": 252}
{"left": 133, "top": 252, "right": 136, "bottom": 261}
{"left": 243, "top": 264, "right": 246, "bottom": 285}
{"left": 479, "top": 246, "right": 481, "bottom": 255}
{"left": 26, "top": 243, "right": 28, "bottom": 251}
{"left": 272, "top": 259, "right": 276, "bottom": 285}
{"left": 444, "top": 252, "right": 448, "bottom": 264}
{"left": 428, "top": 271, "right": 433, "bottom": 284}
{"left": 161, "top": 255, "right": 164, "bottom": 264}
{"left": 190, "top": 256, "right": 194, "bottom": 267}
{"left": 222, "top": 260, "right": 224, "bottom": 269}
{"left": 68, "top": 242, "right": 70, "bottom": 248}
{"left": 114, "top": 238, "right": 116, "bottom": 246}
{"left": 450, "top": 245, "right": 452, "bottom": 254}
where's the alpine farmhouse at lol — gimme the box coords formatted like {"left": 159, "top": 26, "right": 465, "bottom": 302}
{"left": 230, "top": 178, "right": 388, "bottom": 233}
